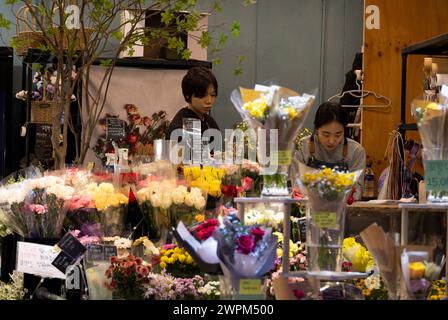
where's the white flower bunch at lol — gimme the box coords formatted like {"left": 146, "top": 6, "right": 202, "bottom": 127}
{"left": 198, "top": 281, "right": 220, "bottom": 299}
{"left": 137, "top": 181, "right": 206, "bottom": 211}
{"left": 114, "top": 237, "right": 133, "bottom": 249}
{"left": 244, "top": 208, "right": 283, "bottom": 229}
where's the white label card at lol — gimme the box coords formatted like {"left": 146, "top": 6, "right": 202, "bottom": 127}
{"left": 16, "top": 241, "right": 66, "bottom": 279}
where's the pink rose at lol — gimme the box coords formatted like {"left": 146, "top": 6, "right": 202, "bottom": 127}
{"left": 250, "top": 227, "right": 265, "bottom": 242}
{"left": 236, "top": 235, "right": 255, "bottom": 254}
{"left": 241, "top": 177, "right": 254, "bottom": 191}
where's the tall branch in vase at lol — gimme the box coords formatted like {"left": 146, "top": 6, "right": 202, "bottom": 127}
{"left": 0, "top": 0, "right": 255, "bottom": 169}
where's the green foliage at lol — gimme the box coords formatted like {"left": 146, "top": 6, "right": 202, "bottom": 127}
{"left": 5, "top": 0, "right": 18, "bottom": 5}
{"left": 231, "top": 21, "right": 240, "bottom": 37}
{"left": 99, "top": 58, "right": 113, "bottom": 67}
{"left": 199, "top": 31, "right": 211, "bottom": 48}
{"left": 0, "top": 13, "right": 11, "bottom": 30}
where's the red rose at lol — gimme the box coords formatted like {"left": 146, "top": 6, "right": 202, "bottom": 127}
{"left": 128, "top": 133, "right": 139, "bottom": 144}
{"left": 196, "top": 225, "right": 217, "bottom": 241}
{"left": 196, "top": 218, "right": 219, "bottom": 232}
{"left": 236, "top": 235, "right": 255, "bottom": 254}
{"left": 292, "top": 289, "right": 305, "bottom": 300}
{"left": 221, "top": 184, "right": 237, "bottom": 197}
{"left": 241, "top": 177, "right": 254, "bottom": 191}
{"left": 250, "top": 227, "right": 265, "bottom": 242}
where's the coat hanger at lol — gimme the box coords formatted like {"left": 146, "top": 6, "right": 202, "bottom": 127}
{"left": 327, "top": 89, "right": 391, "bottom": 108}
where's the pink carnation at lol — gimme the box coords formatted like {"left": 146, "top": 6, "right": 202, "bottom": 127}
{"left": 29, "top": 204, "right": 48, "bottom": 214}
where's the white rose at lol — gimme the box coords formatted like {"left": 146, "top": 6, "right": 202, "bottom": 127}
{"left": 161, "top": 194, "right": 172, "bottom": 209}
{"left": 193, "top": 196, "right": 206, "bottom": 210}
{"left": 184, "top": 194, "right": 194, "bottom": 207}
{"left": 172, "top": 190, "right": 186, "bottom": 205}
{"left": 150, "top": 193, "right": 162, "bottom": 208}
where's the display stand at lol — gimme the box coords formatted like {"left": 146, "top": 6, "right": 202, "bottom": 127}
{"left": 235, "top": 197, "right": 369, "bottom": 299}
{"left": 399, "top": 203, "right": 448, "bottom": 277}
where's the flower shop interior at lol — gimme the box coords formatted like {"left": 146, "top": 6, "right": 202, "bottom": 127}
{"left": 0, "top": 0, "right": 448, "bottom": 302}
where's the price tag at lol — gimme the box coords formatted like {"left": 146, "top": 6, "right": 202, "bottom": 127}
{"left": 239, "top": 279, "right": 262, "bottom": 295}
{"left": 314, "top": 211, "right": 338, "bottom": 229}
{"left": 425, "top": 160, "right": 448, "bottom": 192}
{"left": 272, "top": 150, "right": 292, "bottom": 166}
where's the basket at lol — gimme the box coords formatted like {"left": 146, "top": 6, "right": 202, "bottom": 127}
{"left": 14, "top": 6, "right": 46, "bottom": 56}
{"left": 31, "top": 101, "right": 58, "bottom": 124}
{"left": 30, "top": 72, "right": 59, "bottom": 124}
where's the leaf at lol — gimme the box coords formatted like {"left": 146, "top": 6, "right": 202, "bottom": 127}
{"left": 231, "top": 21, "right": 241, "bottom": 37}
{"left": 0, "top": 14, "right": 11, "bottom": 30}
{"left": 99, "top": 59, "right": 113, "bottom": 67}
{"left": 111, "top": 30, "right": 124, "bottom": 41}
{"left": 218, "top": 34, "right": 228, "bottom": 46}
{"left": 5, "top": 0, "right": 18, "bottom": 5}
{"left": 213, "top": 58, "right": 222, "bottom": 65}
{"left": 213, "top": 1, "right": 223, "bottom": 12}
{"left": 198, "top": 31, "right": 211, "bottom": 48}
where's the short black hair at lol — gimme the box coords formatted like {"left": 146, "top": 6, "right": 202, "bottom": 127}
{"left": 314, "top": 101, "right": 348, "bottom": 129}
{"left": 181, "top": 67, "right": 218, "bottom": 103}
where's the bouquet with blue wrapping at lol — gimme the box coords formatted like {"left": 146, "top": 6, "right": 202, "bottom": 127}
{"left": 213, "top": 213, "right": 277, "bottom": 289}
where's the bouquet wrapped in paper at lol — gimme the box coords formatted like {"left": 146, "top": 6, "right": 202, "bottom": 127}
{"left": 401, "top": 250, "right": 444, "bottom": 300}
{"left": 297, "top": 163, "right": 362, "bottom": 272}
{"left": 231, "top": 84, "right": 316, "bottom": 196}
{"left": 213, "top": 213, "right": 277, "bottom": 295}
{"left": 0, "top": 176, "right": 74, "bottom": 238}
{"left": 172, "top": 219, "right": 221, "bottom": 273}
{"left": 360, "top": 223, "right": 400, "bottom": 300}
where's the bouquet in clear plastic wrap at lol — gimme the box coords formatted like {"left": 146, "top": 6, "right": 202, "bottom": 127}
{"left": 231, "top": 84, "right": 316, "bottom": 196}
{"left": 297, "top": 163, "right": 362, "bottom": 272}
{"left": 411, "top": 88, "right": 448, "bottom": 202}
{"left": 213, "top": 213, "right": 277, "bottom": 293}
{"left": 401, "top": 250, "right": 444, "bottom": 300}
{"left": 81, "top": 181, "right": 129, "bottom": 237}
{"left": 0, "top": 176, "right": 74, "bottom": 238}
{"left": 183, "top": 165, "right": 224, "bottom": 211}
{"left": 136, "top": 179, "right": 206, "bottom": 244}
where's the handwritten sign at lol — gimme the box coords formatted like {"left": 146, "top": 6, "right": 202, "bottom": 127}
{"left": 298, "top": 217, "right": 307, "bottom": 243}
{"left": 86, "top": 244, "right": 117, "bottom": 262}
{"left": 425, "top": 160, "right": 448, "bottom": 192}
{"left": 106, "top": 118, "right": 126, "bottom": 141}
{"left": 314, "top": 211, "right": 338, "bottom": 229}
{"left": 16, "top": 241, "right": 66, "bottom": 279}
{"left": 34, "top": 124, "right": 53, "bottom": 160}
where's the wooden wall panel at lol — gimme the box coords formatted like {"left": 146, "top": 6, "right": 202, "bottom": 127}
{"left": 362, "top": 0, "right": 448, "bottom": 191}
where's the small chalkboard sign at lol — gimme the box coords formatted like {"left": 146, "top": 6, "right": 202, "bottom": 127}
{"left": 51, "top": 233, "right": 86, "bottom": 273}
{"left": 52, "top": 251, "right": 76, "bottom": 274}
{"left": 106, "top": 118, "right": 126, "bottom": 141}
{"left": 35, "top": 124, "right": 53, "bottom": 160}
{"left": 298, "top": 217, "right": 307, "bottom": 243}
{"left": 104, "top": 245, "right": 118, "bottom": 260}
{"left": 57, "top": 233, "right": 86, "bottom": 261}
{"left": 86, "top": 244, "right": 117, "bottom": 262}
